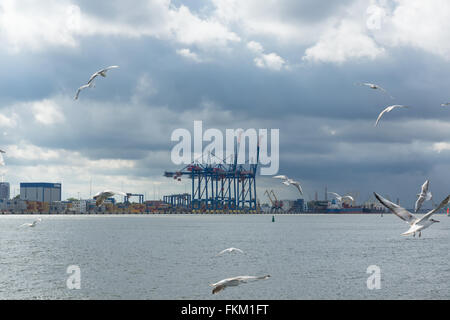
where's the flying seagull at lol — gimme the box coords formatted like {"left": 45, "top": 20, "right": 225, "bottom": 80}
{"left": 273, "top": 175, "right": 303, "bottom": 195}
{"left": 357, "top": 82, "right": 394, "bottom": 99}
{"left": 441, "top": 102, "right": 450, "bottom": 107}
{"left": 74, "top": 82, "right": 94, "bottom": 100}
{"left": 19, "top": 218, "right": 42, "bottom": 228}
{"left": 210, "top": 275, "right": 270, "bottom": 294}
{"left": 216, "top": 248, "right": 244, "bottom": 256}
{"left": 87, "top": 65, "right": 119, "bottom": 85}
{"left": 374, "top": 105, "right": 409, "bottom": 127}
{"left": 374, "top": 192, "right": 450, "bottom": 237}
{"left": 0, "top": 149, "right": 5, "bottom": 166}
{"left": 93, "top": 190, "right": 127, "bottom": 206}
{"left": 415, "top": 180, "right": 432, "bottom": 213}
{"left": 328, "top": 192, "right": 354, "bottom": 203}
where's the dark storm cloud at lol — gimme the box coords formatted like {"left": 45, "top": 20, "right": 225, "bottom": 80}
{"left": 1, "top": 0, "right": 450, "bottom": 204}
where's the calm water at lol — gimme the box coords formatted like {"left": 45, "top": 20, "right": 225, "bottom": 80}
{"left": 0, "top": 214, "right": 449, "bottom": 300}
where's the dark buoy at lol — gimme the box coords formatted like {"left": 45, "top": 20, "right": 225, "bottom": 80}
{"left": 272, "top": 215, "right": 275, "bottom": 222}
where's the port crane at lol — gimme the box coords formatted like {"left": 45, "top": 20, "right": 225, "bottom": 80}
{"left": 164, "top": 134, "right": 260, "bottom": 212}
{"left": 124, "top": 193, "right": 144, "bottom": 204}
{"left": 264, "top": 190, "right": 283, "bottom": 213}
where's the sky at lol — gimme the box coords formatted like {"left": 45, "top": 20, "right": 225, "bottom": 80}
{"left": 1, "top": 0, "right": 450, "bottom": 208}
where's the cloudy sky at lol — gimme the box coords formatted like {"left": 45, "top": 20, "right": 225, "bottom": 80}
{"left": 1, "top": 0, "right": 450, "bottom": 208}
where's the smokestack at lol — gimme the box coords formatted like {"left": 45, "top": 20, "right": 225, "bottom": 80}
{"left": 325, "top": 186, "right": 327, "bottom": 201}
{"left": 315, "top": 191, "right": 318, "bottom": 201}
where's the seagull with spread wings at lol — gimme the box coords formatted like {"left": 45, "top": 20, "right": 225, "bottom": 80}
{"left": 328, "top": 192, "right": 354, "bottom": 203}
{"left": 374, "top": 192, "right": 450, "bottom": 237}
{"left": 216, "top": 248, "right": 244, "bottom": 256}
{"left": 357, "top": 82, "right": 394, "bottom": 99}
{"left": 374, "top": 105, "right": 409, "bottom": 127}
{"left": 415, "top": 180, "right": 432, "bottom": 213}
{"left": 210, "top": 275, "right": 270, "bottom": 294}
{"left": 273, "top": 175, "right": 303, "bottom": 195}
{"left": 74, "top": 66, "right": 119, "bottom": 100}
{"left": 93, "top": 190, "right": 127, "bottom": 206}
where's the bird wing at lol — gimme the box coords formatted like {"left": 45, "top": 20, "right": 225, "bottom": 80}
{"left": 0, "top": 149, "right": 5, "bottom": 153}
{"left": 292, "top": 182, "right": 303, "bottom": 194}
{"left": 234, "top": 248, "right": 244, "bottom": 253}
{"left": 415, "top": 196, "right": 425, "bottom": 212}
{"left": 273, "top": 175, "right": 288, "bottom": 180}
{"left": 375, "top": 108, "right": 389, "bottom": 126}
{"left": 328, "top": 192, "right": 340, "bottom": 198}
{"left": 212, "top": 284, "right": 226, "bottom": 294}
{"left": 87, "top": 72, "right": 100, "bottom": 84}
{"left": 217, "top": 249, "right": 229, "bottom": 256}
{"left": 416, "top": 195, "right": 450, "bottom": 224}
{"left": 282, "top": 181, "right": 290, "bottom": 186}
{"left": 343, "top": 195, "right": 354, "bottom": 202}
{"left": 374, "top": 192, "right": 417, "bottom": 225}
{"left": 401, "top": 224, "right": 421, "bottom": 236}
{"left": 420, "top": 180, "right": 429, "bottom": 194}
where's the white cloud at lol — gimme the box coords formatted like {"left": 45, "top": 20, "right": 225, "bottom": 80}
{"left": 247, "top": 41, "right": 287, "bottom": 71}
{"left": 31, "top": 99, "right": 65, "bottom": 125}
{"left": 0, "top": 0, "right": 81, "bottom": 52}
{"left": 247, "top": 41, "right": 264, "bottom": 54}
{"left": 303, "top": 20, "right": 385, "bottom": 63}
{"left": 0, "top": 0, "right": 240, "bottom": 53}
{"left": 371, "top": 0, "right": 450, "bottom": 59}
{"left": 176, "top": 48, "right": 202, "bottom": 62}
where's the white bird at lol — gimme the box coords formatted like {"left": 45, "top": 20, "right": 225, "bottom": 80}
{"left": 210, "top": 275, "right": 270, "bottom": 294}
{"left": 0, "top": 149, "right": 5, "bottom": 166}
{"left": 87, "top": 66, "right": 119, "bottom": 85}
{"left": 328, "top": 192, "right": 354, "bottom": 203}
{"left": 19, "top": 218, "right": 42, "bottom": 228}
{"left": 415, "top": 180, "right": 432, "bottom": 213}
{"left": 357, "top": 82, "right": 394, "bottom": 99}
{"left": 93, "top": 190, "right": 127, "bottom": 206}
{"left": 374, "top": 105, "right": 409, "bottom": 126}
{"left": 273, "top": 175, "right": 303, "bottom": 195}
{"left": 216, "top": 247, "right": 244, "bottom": 256}
{"left": 74, "top": 82, "right": 95, "bottom": 100}
{"left": 441, "top": 102, "right": 450, "bottom": 107}
{"left": 374, "top": 192, "right": 450, "bottom": 237}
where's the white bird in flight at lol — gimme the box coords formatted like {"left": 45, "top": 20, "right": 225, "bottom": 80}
{"left": 357, "top": 82, "right": 394, "bottom": 99}
{"left": 0, "top": 149, "right": 5, "bottom": 166}
{"left": 441, "top": 102, "right": 450, "bottom": 107}
{"left": 87, "top": 65, "right": 119, "bottom": 85}
{"left": 415, "top": 180, "right": 432, "bottom": 213}
{"left": 374, "top": 105, "right": 409, "bottom": 127}
{"left": 273, "top": 175, "right": 303, "bottom": 195}
{"left": 374, "top": 192, "right": 450, "bottom": 237}
{"left": 19, "top": 218, "right": 42, "bottom": 228}
{"left": 74, "top": 66, "right": 119, "bottom": 100}
{"left": 210, "top": 275, "right": 271, "bottom": 294}
{"left": 216, "top": 247, "right": 244, "bottom": 256}
{"left": 93, "top": 190, "right": 127, "bottom": 206}
{"left": 328, "top": 192, "right": 354, "bottom": 203}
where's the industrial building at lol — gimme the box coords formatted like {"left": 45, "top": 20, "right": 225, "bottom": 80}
{"left": 20, "top": 182, "right": 61, "bottom": 203}
{"left": 0, "top": 182, "right": 10, "bottom": 200}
